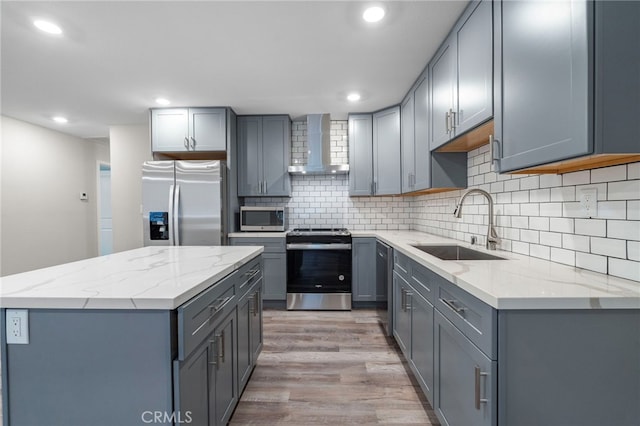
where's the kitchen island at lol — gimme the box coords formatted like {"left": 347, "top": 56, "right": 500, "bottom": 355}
{"left": 0, "top": 246, "right": 264, "bottom": 426}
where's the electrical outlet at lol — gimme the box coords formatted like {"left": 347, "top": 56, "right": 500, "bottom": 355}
{"left": 579, "top": 188, "right": 598, "bottom": 218}
{"left": 6, "top": 309, "right": 29, "bottom": 344}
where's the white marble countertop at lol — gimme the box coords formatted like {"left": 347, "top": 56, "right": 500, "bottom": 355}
{"left": 353, "top": 230, "right": 640, "bottom": 310}
{"left": 0, "top": 246, "right": 263, "bottom": 310}
{"left": 228, "top": 232, "right": 287, "bottom": 238}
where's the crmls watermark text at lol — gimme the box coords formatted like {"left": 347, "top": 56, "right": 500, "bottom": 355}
{"left": 141, "top": 411, "right": 193, "bottom": 424}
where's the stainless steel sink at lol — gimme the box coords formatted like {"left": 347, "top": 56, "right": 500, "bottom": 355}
{"left": 411, "top": 245, "right": 506, "bottom": 261}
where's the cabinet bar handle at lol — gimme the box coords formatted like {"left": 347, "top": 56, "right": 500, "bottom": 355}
{"left": 249, "top": 295, "right": 254, "bottom": 315}
{"left": 475, "top": 366, "right": 489, "bottom": 409}
{"left": 184, "top": 136, "right": 189, "bottom": 149}
{"left": 445, "top": 111, "right": 450, "bottom": 133}
{"left": 405, "top": 292, "right": 413, "bottom": 311}
{"left": 218, "top": 331, "right": 225, "bottom": 366}
{"left": 401, "top": 288, "right": 406, "bottom": 312}
{"left": 440, "top": 298, "right": 466, "bottom": 314}
{"left": 254, "top": 291, "right": 260, "bottom": 317}
{"left": 190, "top": 136, "right": 196, "bottom": 150}
{"left": 451, "top": 109, "right": 456, "bottom": 130}
{"left": 208, "top": 339, "right": 217, "bottom": 366}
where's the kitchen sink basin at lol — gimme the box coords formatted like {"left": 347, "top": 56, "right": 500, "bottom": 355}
{"left": 411, "top": 245, "right": 506, "bottom": 261}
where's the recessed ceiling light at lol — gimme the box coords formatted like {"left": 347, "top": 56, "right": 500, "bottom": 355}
{"left": 33, "top": 20, "right": 63, "bottom": 35}
{"left": 52, "top": 116, "right": 68, "bottom": 124}
{"left": 347, "top": 93, "right": 361, "bottom": 102}
{"left": 155, "top": 97, "right": 171, "bottom": 106}
{"left": 363, "top": 6, "right": 385, "bottom": 23}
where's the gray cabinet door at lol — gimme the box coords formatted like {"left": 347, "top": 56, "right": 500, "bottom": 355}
{"left": 352, "top": 237, "right": 377, "bottom": 302}
{"left": 212, "top": 311, "right": 237, "bottom": 426}
{"left": 429, "top": 36, "right": 456, "bottom": 150}
{"left": 237, "top": 116, "right": 262, "bottom": 196}
{"left": 174, "top": 336, "right": 213, "bottom": 426}
{"left": 410, "top": 289, "right": 435, "bottom": 402}
{"left": 348, "top": 114, "right": 374, "bottom": 196}
{"left": 250, "top": 281, "right": 263, "bottom": 363}
{"left": 392, "top": 271, "right": 412, "bottom": 355}
{"left": 151, "top": 108, "right": 190, "bottom": 152}
{"left": 190, "top": 108, "right": 226, "bottom": 151}
{"left": 494, "top": 0, "right": 591, "bottom": 172}
{"left": 434, "top": 310, "right": 496, "bottom": 426}
{"left": 237, "top": 290, "right": 252, "bottom": 392}
{"left": 373, "top": 106, "right": 401, "bottom": 195}
{"left": 401, "top": 93, "right": 415, "bottom": 194}
{"left": 456, "top": 0, "right": 493, "bottom": 135}
{"left": 262, "top": 252, "right": 286, "bottom": 300}
{"left": 413, "top": 74, "right": 431, "bottom": 191}
{"left": 262, "top": 116, "right": 291, "bottom": 197}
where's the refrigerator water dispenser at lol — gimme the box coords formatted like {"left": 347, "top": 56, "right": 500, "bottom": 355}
{"left": 149, "top": 211, "right": 169, "bottom": 240}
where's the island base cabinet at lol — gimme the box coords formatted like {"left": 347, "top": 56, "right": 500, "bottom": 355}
{"left": 1, "top": 309, "right": 175, "bottom": 426}
{"left": 434, "top": 310, "right": 496, "bottom": 426}
{"left": 174, "top": 309, "right": 237, "bottom": 426}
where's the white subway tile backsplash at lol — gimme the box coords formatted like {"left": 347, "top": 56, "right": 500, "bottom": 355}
{"left": 590, "top": 237, "right": 626, "bottom": 259}
{"left": 550, "top": 247, "right": 575, "bottom": 266}
{"left": 540, "top": 231, "right": 562, "bottom": 247}
{"left": 529, "top": 217, "right": 550, "bottom": 231}
{"left": 539, "top": 203, "right": 563, "bottom": 217}
{"left": 512, "top": 191, "right": 530, "bottom": 203}
{"left": 608, "top": 180, "right": 640, "bottom": 201}
{"left": 574, "top": 219, "right": 606, "bottom": 237}
{"left": 550, "top": 186, "right": 576, "bottom": 202}
{"left": 539, "top": 174, "right": 563, "bottom": 188}
{"left": 530, "top": 244, "right": 551, "bottom": 260}
{"left": 629, "top": 163, "right": 640, "bottom": 180}
{"left": 563, "top": 170, "right": 590, "bottom": 186}
{"left": 608, "top": 220, "right": 640, "bottom": 241}
{"left": 597, "top": 201, "right": 627, "bottom": 220}
{"left": 520, "top": 176, "right": 540, "bottom": 190}
{"left": 520, "top": 203, "right": 540, "bottom": 217}
{"left": 521, "top": 229, "right": 540, "bottom": 244}
{"left": 504, "top": 179, "right": 520, "bottom": 192}
{"left": 512, "top": 241, "right": 530, "bottom": 255}
{"left": 628, "top": 241, "right": 640, "bottom": 262}
{"left": 530, "top": 189, "right": 550, "bottom": 203}
{"left": 562, "top": 234, "right": 589, "bottom": 252}
{"left": 591, "top": 165, "right": 626, "bottom": 183}
{"left": 608, "top": 258, "right": 640, "bottom": 282}
{"left": 575, "top": 252, "right": 607, "bottom": 274}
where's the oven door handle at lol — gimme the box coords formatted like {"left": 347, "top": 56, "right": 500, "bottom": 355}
{"left": 286, "top": 243, "right": 352, "bottom": 250}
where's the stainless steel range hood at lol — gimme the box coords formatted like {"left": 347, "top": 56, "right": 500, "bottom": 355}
{"left": 288, "top": 114, "right": 349, "bottom": 175}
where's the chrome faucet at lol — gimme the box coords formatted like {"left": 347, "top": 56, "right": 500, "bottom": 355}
{"left": 453, "top": 188, "right": 500, "bottom": 250}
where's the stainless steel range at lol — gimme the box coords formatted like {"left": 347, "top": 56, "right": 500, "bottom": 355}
{"left": 286, "top": 228, "right": 352, "bottom": 310}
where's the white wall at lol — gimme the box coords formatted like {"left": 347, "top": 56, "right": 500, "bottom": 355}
{"left": 0, "top": 116, "right": 109, "bottom": 276}
{"left": 109, "top": 125, "right": 151, "bottom": 252}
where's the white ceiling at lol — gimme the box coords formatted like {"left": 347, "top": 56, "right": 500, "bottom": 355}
{"left": 1, "top": 0, "right": 469, "bottom": 139}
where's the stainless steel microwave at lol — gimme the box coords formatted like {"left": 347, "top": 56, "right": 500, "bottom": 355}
{"left": 240, "top": 206, "right": 286, "bottom": 231}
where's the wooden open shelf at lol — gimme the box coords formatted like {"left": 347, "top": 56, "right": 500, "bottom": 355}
{"left": 509, "top": 154, "right": 640, "bottom": 175}
{"left": 435, "top": 120, "right": 494, "bottom": 153}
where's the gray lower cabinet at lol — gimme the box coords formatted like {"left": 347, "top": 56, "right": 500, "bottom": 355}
{"left": 493, "top": 0, "right": 640, "bottom": 172}
{"left": 434, "top": 310, "right": 496, "bottom": 426}
{"left": 237, "top": 115, "right": 291, "bottom": 197}
{"left": 151, "top": 107, "right": 227, "bottom": 153}
{"left": 211, "top": 310, "right": 237, "bottom": 426}
{"left": 348, "top": 106, "right": 401, "bottom": 196}
{"left": 352, "top": 237, "right": 379, "bottom": 302}
{"left": 237, "top": 267, "right": 264, "bottom": 393}
{"left": 230, "top": 237, "right": 286, "bottom": 301}
{"left": 391, "top": 250, "right": 640, "bottom": 426}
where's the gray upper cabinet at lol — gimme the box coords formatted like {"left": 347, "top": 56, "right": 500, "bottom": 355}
{"left": 493, "top": 0, "right": 640, "bottom": 173}
{"left": 237, "top": 115, "right": 291, "bottom": 197}
{"left": 348, "top": 114, "right": 374, "bottom": 196}
{"left": 429, "top": 0, "right": 493, "bottom": 151}
{"left": 151, "top": 107, "right": 227, "bottom": 152}
{"left": 413, "top": 75, "right": 431, "bottom": 190}
{"left": 349, "top": 109, "right": 401, "bottom": 197}
{"left": 373, "top": 106, "right": 401, "bottom": 195}
{"left": 401, "top": 92, "right": 416, "bottom": 194}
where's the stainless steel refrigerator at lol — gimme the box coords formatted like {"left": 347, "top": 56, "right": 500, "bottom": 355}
{"left": 142, "top": 160, "right": 227, "bottom": 246}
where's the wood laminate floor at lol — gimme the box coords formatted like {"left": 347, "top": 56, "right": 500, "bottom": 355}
{"left": 230, "top": 309, "right": 439, "bottom": 425}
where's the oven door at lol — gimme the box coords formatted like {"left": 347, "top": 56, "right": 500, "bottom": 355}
{"left": 286, "top": 243, "right": 352, "bottom": 294}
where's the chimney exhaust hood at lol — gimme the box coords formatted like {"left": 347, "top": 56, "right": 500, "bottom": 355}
{"left": 288, "top": 114, "right": 349, "bottom": 175}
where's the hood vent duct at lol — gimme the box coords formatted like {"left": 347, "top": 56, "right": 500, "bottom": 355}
{"left": 288, "top": 114, "right": 349, "bottom": 175}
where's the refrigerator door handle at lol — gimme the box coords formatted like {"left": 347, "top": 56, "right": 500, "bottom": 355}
{"left": 173, "top": 184, "right": 181, "bottom": 246}
{"left": 168, "top": 184, "right": 175, "bottom": 246}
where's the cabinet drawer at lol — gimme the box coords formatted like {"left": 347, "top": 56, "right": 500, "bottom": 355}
{"left": 393, "top": 251, "right": 411, "bottom": 279}
{"left": 409, "top": 261, "right": 437, "bottom": 304}
{"left": 435, "top": 280, "right": 496, "bottom": 358}
{"left": 230, "top": 237, "right": 285, "bottom": 253}
{"left": 177, "top": 272, "right": 237, "bottom": 360}
{"left": 237, "top": 256, "right": 263, "bottom": 296}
